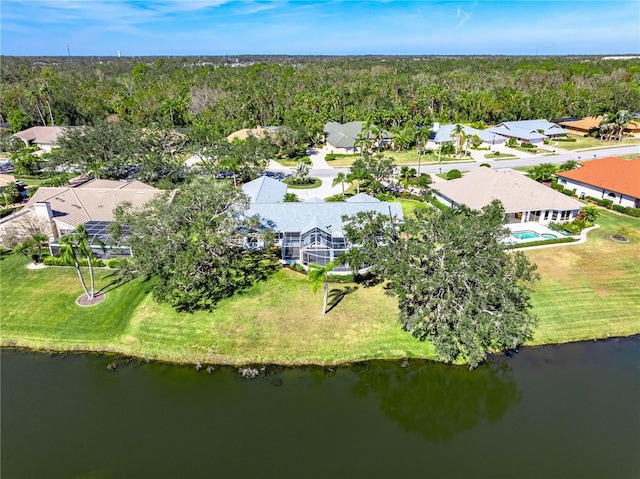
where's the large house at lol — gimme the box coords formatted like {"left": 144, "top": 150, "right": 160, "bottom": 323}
{"left": 488, "top": 120, "right": 568, "bottom": 145}
{"left": 0, "top": 179, "right": 160, "bottom": 256}
{"left": 556, "top": 157, "right": 640, "bottom": 208}
{"left": 430, "top": 168, "right": 582, "bottom": 224}
{"left": 242, "top": 176, "right": 402, "bottom": 272}
{"left": 559, "top": 116, "right": 640, "bottom": 137}
{"left": 323, "top": 121, "right": 393, "bottom": 154}
{"left": 429, "top": 124, "right": 507, "bottom": 149}
{"left": 13, "top": 126, "right": 71, "bottom": 153}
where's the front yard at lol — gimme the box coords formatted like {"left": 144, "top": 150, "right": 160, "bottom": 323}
{"left": 549, "top": 134, "right": 640, "bottom": 151}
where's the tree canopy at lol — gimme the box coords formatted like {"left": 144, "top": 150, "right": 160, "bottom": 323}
{"left": 342, "top": 200, "right": 539, "bottom": 367}
{"left": 112, "top": 177, "right": 278, "bottom": 312}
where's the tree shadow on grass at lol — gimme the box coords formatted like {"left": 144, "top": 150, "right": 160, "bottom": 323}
{"left": 98, "top": 271, "right": 137, "bottom": 294}
{"left": 326, "top": 285, "right": 359, "bottom": 313}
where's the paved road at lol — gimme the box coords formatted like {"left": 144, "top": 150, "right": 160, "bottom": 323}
{"left": 265, "top": 144, "right": 640, "bottom": 198}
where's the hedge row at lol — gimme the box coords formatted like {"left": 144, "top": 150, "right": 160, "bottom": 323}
{"left": 585, "top": 196, "right": 640, "bottom": 217}
{"left": 507, "top": 237, "right": 576, "bottom": 249}
{"left": 325, "top": 153, "right": 360, "bottom": 161}
{"left": 0, "top": 206, "right": 21, "bottom": 218}
{"left": 42, "top": 256, "right": 128, "bottom": 268}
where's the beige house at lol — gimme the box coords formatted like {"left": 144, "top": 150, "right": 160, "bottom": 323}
{"left": 0, "top": 179, "right": 161, "bottom": 255}
{"left": 430, "top": 168, "right": 583, "bottom": 225}
{"left": 13, "top": 126, "right": 72, "bottom": 153}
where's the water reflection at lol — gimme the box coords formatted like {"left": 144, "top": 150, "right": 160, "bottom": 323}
{"left": 352, "top": 359, "right": 520, "bottom": 442}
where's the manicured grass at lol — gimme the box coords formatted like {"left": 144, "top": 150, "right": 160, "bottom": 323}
{"left": 526, "top": 209, "right": 640, "bottom": 345}
{"left": 549, "top": 134, "right": 640, "bottom": 151}
{"left": 2, "top": 209, "right": 637, "bottom": 364}
{"left": 393, "top": 198, "right": 429, "bottom": 217}
{"left": 0, "top": 257, "right": 150, "bottom": 351}
{"left": 283, "top": 177, "right": 322, "bottom": 189}
{"left": 484, "top": 153, "right": 518, "bottom": 159}
{"left": 1, "top": 255, "right": 436, "bottom": 364}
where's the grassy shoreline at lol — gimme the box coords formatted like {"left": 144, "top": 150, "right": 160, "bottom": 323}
{"left": 1, "top": 210, "right": 638, "bottom": 366}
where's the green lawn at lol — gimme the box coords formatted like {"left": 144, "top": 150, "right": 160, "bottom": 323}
{"left": 526, "top": 209, "right": 640, "bottom": 344}
{"left": 2, "top": 209, "right": 638, "bottom": 364}
{"left": 283, "top": 177, "right": 322, "bottom": 189}
{"left": 0, "top": 255, "right": 436, "bottom": 364}
{"left": 326, "top": 150, "right": 473, "bottom": 167}
{"left": 549, "top": 134, "right": 640, "bottom": 151}
{"left": 393, "top": 198, "right": 429, "bottom": 217}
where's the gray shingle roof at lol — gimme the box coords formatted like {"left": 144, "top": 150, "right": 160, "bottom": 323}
{"left": 323, "top": 121, "right": 393, "bottom": 149}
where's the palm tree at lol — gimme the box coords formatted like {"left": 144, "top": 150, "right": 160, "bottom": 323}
{"left": 308, "top": 261, "right": 336, "bottom": 315}
{"left": 332, "top": 172, "right": 347, "bottom": 195}
{"left": 38, "top": 85, "right": 55, "bottom": 126}
{"left": 59, "top": 225, "right": 104, "bottom": 300}
{"left": 27, "top": 90, "right": 46, "bottom": 126}
{"left": 451, "top": 124, "right": 466, "bottom": 155}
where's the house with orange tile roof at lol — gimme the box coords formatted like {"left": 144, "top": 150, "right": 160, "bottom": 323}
{"left": 559, "top": 116, "right": 640, "bottom": 136}
{"left": 556, "top": 157, "right": 640, "bottom": 208}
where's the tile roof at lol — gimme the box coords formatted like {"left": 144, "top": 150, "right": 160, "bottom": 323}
{"left": 241, "top": 176, "right": 287, "bottom": 203}
{"left": 0, "top": 173, "right": 16, "bottom": 188}
{"left": 20, "top": 180, "right": 161, "bottom": 229}
{"left": 430, "top": 168, "right": 583, "bottom": 213}
{"left": 556, "top": 157, "right": 640, "bottom": 198}
{"left": 559, "top": 116, "right": 640, "bottom": 133}
{"left": 13, "top": 126, "right": 71, "bottom": 145}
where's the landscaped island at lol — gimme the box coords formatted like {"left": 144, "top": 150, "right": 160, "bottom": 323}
{"left": 2, "top": 209, "right": 638, "bottom": 366}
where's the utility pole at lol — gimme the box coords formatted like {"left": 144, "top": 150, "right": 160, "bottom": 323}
{"left": 67, "top": 45, "right": 71, "bottom": 57}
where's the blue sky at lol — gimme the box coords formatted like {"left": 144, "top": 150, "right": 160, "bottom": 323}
{"left": 1, "top": 0, "right": 639, "bottom": 56}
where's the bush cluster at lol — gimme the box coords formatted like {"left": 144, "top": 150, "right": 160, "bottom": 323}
{"left": 0, "top": 206, "right": 21, "bottom": 218}
{"left": 550, "top": 181, "right": 577, "bottom": 197}
{"left": 585, "top": 196, "right": 640, "bottom": 216}
{"left": 520, "top": 142, "right": 535, "bottom": 149}
{"left": 447, "top": 169, "right": 462, "bottom": 180}
{"left": 44, "top": 256, "right": 105, "bottom": 267}
{"left": 325, "top": 153, "right": 359, "bottom": 162}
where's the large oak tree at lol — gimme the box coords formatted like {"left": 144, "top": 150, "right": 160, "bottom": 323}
{"left": 343, "top": 200, "right": 539, "bottom": 367}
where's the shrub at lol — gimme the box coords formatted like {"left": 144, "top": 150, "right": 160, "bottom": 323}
{"left": 520, "top": 142, "right": 535, "bottom": 149}
{"left": 446, "top": 169, "right": 462, "bottom": 180}
{"left": 325, "top": 153, "right": 359, "bottom": 162}
{"left": 556, "top": 136, "right": 577, "bottom": 142}
{"left": 297, "top": 156, "right": 312, "bottom": 165}
{"left": 625, "top": 207, "right": 640, "bottom": 217}
{"left": 44, "top": 256, "right": 105, "bottom": 267}
{"left": 612, "top": 204, "right": 626, "bottom": 213}
{"left": 601, "top": 198, "right": 614, "bottom": 208}
{"left": 324, "top": 194, "right": 346, "bottom": 202}
{"left": 0, "top": 206, "right": 21, "bottom": 218}
{"left": 375, "top": 193, "right": 395, "bottom": 201}
{"left": 106, "top": 258, "right": 128, "bottom": 268}
{"left": 479, "top": 163, "right": 491, "bottom": 167}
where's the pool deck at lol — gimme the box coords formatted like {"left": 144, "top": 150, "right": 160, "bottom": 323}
{"left": 504, "top": 222, "right": 599, "bottom": 251}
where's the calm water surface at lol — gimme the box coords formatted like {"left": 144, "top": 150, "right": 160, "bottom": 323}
{"left": 2, "top": 336, "right": 639, "bottom": 479}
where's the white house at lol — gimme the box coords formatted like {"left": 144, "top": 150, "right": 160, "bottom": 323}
{"left": 429, "top": 124, "right": 508, "bottom": 149}
{"left": 488, "top": 120, "right": 568, "bottom": 145}
{"left": 430, "top": 168, "right": 583, "bottom": 224}
{"left": 556, "top": 157, "right": 640, "bottom": 208}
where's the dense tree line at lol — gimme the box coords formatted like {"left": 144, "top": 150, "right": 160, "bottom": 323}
{"left": 1, "top": 56, "right": 639, "bottom": 140}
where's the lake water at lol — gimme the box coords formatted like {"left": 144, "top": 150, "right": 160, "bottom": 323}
{"left": 2, "top": 336, "right": 639, "bottom": 479}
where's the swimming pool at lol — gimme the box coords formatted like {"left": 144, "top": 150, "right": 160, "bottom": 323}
{"left": 511, "top": 230, "right": 558, "bottom": 241}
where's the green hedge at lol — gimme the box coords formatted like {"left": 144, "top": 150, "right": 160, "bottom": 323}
{"left": 585, "top": 196, "right": 639, "bottom": 216}
{"left": 507, "top": 237, "right": 576, "bottom": 249}
{"left": 447, "top": 169, "right": 462, "bottom": 180}
{"left": 0, "top": 206, "right": 21, "bottom": 218}
{"left": 555, "top": 137, "right": 577, "bottom": 142}
{"left": 43, "top": 256, "right": 105, "bottom": 267}
{"left": 325, "top": 153, "right": 359, "bottom": 162}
